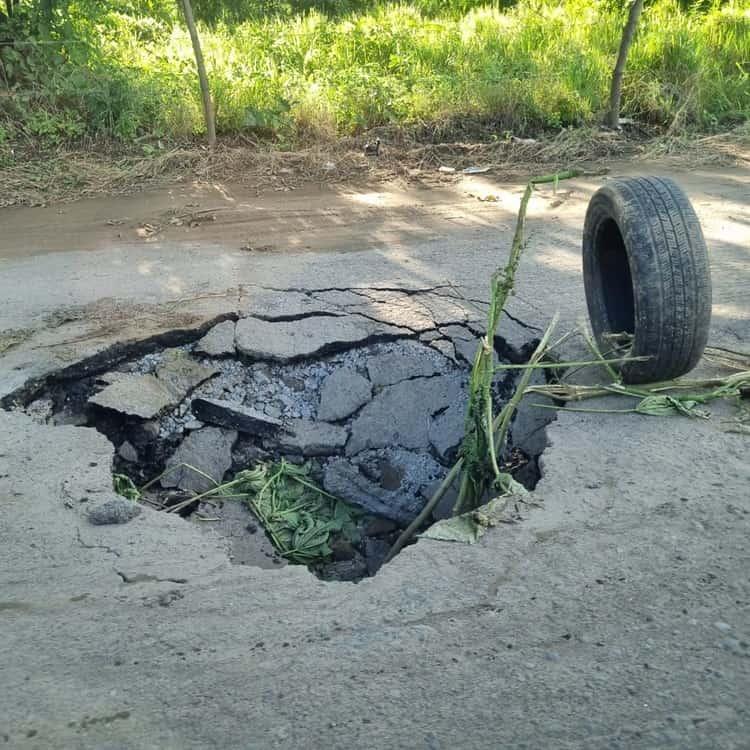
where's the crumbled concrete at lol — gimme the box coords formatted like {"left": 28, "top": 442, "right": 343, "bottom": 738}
{"left": 276, "top": 420, "right": 348, "bottom": 457}
{"left": 235, "top": 314, "right": 406, "bottom": 361}
{"left": 347, "top": 374, "right": 465, "bottom": 455}
{"left": 88, "top": 497, "right": 142, "bottom": 525}
{"left": 317, "top": 368, "right": 372, "bottom": 421}
{"left": 366, "top": 340, "right": 449, "bottom": 386}
{"left": 192, "top": 397, "right": 282, "bottom": 436}
{"left": 195, "top": 320, "right": 236, "bottom": 356}
{"left": 161, "top": 427, "right": 237, "bottom": 493}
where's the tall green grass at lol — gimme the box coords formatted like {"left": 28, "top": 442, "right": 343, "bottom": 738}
{"left": 1, "top": 0, "right": 748, "bottom": 146}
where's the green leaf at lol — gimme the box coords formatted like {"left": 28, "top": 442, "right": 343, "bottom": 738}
{"left": 635, "top": 395, "right": 702, "bottom": 417}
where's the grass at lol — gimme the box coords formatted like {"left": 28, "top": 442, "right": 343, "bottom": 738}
{"left": 1, "top": 0, "right": 747, "bottom": 152}
{"left": 115, "top": 458, "right": 361, "bottom": 565}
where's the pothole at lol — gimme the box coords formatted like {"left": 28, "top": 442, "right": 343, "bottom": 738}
{"left": 11, "top": 315, "right": 551, "bottom": 581}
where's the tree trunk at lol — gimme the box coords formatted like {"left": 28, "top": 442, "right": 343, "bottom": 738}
{"left": 178, "top": 0, "right": 216, "bottom": 148}
{"left": 607, "top": 0, "right": 644, "bottom": 129}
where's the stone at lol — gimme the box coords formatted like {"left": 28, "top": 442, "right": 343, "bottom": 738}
{"left": 317, "top": 368, "right": 372, "bottom": 421}
{"left": 195, "top": 321, "right": 236, "bottom": 357}
{"left": 235, "top": 314, "right": 405, "bottom": 362}
{"left": 276, "top": 420, "right": 348, "bottom": 457}
{"left": 161, "top": 427, "right": 237, "bottom": 493}
{"left": 89, "top": 351, "right": 217, "bottom": 419}
{"left": 366, "top": 341, "right": 447, "bottom": 387}
{"left": 88, "top": 497, "right": 141, "bottom": 525}
{"left": 429, "top": 399, "right": 466, "bottom": 462}
{"left": 192, "top": 397, "right": 282, "bottom": 436}
{"left": 324, "top": 450, "right": 443, "bottom": 525}
{"left": 117, "top": 441, "right": 139, "bottom": 463}
{"left": 347, "top": 374, "right": 465, "bottom": 455}
{"left": 184, "top": 419, "right": 204, "bottom": 431}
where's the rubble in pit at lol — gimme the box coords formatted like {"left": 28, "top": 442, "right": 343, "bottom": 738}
{"left": 20, "top": 296, "right": 550, "bottom": 580}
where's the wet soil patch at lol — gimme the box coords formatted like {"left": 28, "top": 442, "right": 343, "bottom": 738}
{"left": 14, "top": 317, "right": 551, "bottom": 580}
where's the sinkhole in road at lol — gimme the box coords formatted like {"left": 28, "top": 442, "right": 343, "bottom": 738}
{"left": 18, "top": 317, "right": 553, "bottom": 581}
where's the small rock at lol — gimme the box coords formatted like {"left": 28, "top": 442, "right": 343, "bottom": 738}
{"left": 183, "top": 419, "right": 204, "bottom": 431}
{"left": 276, "top": 420, "right": 348, "bottom": 457}
{"left": 161, "top": 427, "right": 237, "bottom": 493}
{"left": 318, "top": 368, "right": 372, "bottom": 422}
{"left": 117, "top": 441, "right": 139, "bottom": 463}
{"left": 195, "top": 321, "right": 236, "bottom": 357}
{"left": 88, "top": 497, "right": 141, "bottom": 525}
{"left": 192, "top": 397, "right": 282, "bottom": 435}
{"left": 714, "top": 622, "right": 732, "bottom": 633}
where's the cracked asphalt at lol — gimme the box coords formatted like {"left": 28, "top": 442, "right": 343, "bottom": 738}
{"left": 0, "top": 161, "right": 748, "bottom": 749}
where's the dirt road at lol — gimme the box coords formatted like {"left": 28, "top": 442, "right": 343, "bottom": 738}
{"left": 0, "top": 158, "right": 748, "bottom": 749}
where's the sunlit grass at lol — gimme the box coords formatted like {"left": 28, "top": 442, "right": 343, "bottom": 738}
{"left": 2, "top": 0, "right": 748, "bottom": 145}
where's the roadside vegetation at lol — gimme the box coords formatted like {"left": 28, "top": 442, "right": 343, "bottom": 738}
{"left": 1, "top": 0, "right": 748, "bottom": 152}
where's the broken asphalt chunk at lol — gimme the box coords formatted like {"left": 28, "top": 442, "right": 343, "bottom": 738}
{"left": 191, "top": 397, "right": 282, "bottom": 435}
